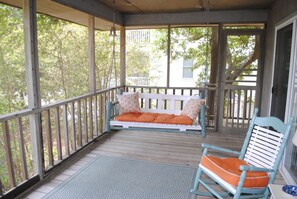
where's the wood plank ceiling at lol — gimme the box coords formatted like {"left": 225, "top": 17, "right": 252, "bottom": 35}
{"left": 100, "top": 0, "right": 276, "bottom": 14}
{"left": 0, "top": 0, "right": 276, "bottom": 30}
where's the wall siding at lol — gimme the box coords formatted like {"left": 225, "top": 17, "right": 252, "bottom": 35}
{"left": 261, "top": 0, "right": 297, "bottom": 116}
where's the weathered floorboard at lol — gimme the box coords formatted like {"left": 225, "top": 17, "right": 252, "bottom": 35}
{"left": 22, "top": 130, "right": 284, "bottom": 199}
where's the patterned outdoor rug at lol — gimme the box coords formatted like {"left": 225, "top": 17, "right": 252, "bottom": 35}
{"left": 43, "top": 156, "right": 196, "bottom": 199}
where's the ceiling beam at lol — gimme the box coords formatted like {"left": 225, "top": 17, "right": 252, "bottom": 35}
{"left": 53, "top": 0, "right": 124, "bottom": 26}
{"left": 124, "top": 10, "right": 268, "bottom": 26}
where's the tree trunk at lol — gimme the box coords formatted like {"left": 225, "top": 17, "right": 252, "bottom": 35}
{"left": 225, "top": 35, "right": 260, "bottom": 83}
{"left": 207, "top": 27, "right": 219, "bottom": 123}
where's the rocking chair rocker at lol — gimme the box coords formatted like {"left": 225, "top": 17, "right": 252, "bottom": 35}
{"left": 190, "top": 108, "right": 293, "bottom": 199}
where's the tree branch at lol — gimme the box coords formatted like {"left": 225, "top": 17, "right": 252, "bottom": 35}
{"left": 225, "top": 35, "right": 260, "bottom": 82}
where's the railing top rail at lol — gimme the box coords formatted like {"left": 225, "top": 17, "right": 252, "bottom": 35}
{"left": 0, "top": 109, "right": 35, "bottom": 123}
{"left": 125, "top": 85, "right": 207, "bottom": 90}
{"left": 0, "top": 85, "right": 220, "bottom": 122}
{"left": 224, "top": 85, "right": 257, "bottom": 90}
{"left": 0, "top": 86, "right": 124, "bottom": 122}
{"left": 39, "top": 86, "right": 123, "bottom": 111}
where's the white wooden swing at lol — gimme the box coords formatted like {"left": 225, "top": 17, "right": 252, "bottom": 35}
{"left": 104, "top": 0, "right": 207, "bottom": 137}
{"left": 105, "top": 92, "right": 207, "bottom": 137}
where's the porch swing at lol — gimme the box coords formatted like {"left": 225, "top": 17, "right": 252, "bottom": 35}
{"left": 105, "top": 0, "right": 208, "bottom": 137}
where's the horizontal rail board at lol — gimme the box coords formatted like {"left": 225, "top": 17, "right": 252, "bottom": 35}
{"left": 0, "top": 86, "right": 124, "bottom": 122}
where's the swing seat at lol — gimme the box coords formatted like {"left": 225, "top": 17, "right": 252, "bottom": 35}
{"left": 190, "top": 108, "right": 293, "bottom": 199}
{"left": 115, "top": 112, "right": 194, "bottom": 125}
{"left": 105, "top": 92, "right": 207, "bottom": 137}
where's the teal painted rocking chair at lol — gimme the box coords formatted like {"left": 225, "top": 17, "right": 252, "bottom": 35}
{"left": 190, "top": 108, "right": 293, "bottom": 199}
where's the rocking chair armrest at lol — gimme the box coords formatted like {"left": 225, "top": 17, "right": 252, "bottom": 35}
{"left": 239, "top": 165, "right": 274, "bottom": 173}
{"left": 201, "top": 143, "right": 241, "bottom": 155}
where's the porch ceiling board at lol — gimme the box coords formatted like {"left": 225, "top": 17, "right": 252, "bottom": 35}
{"left": 124, "top": 10, "right": 269, "bottom": 26}
{"left": 1, "top": 0, "right": 272, "bottom": 29}
{"left": 100, "top": 0, "right": 276, "bottom": 14}
{"left": 0, "top": 0, "right": 117, "bottom": 31}
{"left": 53, "top": 0, "right": 124, "bottom": 26}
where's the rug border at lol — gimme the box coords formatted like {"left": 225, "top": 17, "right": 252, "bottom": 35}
{"left": 43, "top": 155, "right": 197, "bottom": 199}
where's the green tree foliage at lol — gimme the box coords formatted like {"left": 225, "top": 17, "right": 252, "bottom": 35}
{"left": 155, "top": 27, "right": 210, "bottom": 84}
{"left": 37, "top": 14, "right": 89, "bottom": 104}
{"left": 0, "top": 4, "right": 29, "bottom": 193}
{"left": 154, "top": 27, "right": 259, "bottom": 85}
{"left": 225, "top": 35, "right": 259, "bottom": 84}
{"left": 95, "top": 30, "right": 120, "bottom": 90}
{"left": 154, "top": 26, "right": 259, "bottom": 120}
{"left": 126, "top": 44, "right": 150, "bottom": 77}
{"left": 126, "top": 29, "right": 168, "bottom": 86}
{"left": 0, "top": 4, "right": 27, "bottom": 115}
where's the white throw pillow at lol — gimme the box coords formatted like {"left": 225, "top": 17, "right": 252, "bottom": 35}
{"left": 180, "top": 98, "right": 205, "bottom": 120}
{"left": 117, "top": 92, "right": 141, "bottom": 114}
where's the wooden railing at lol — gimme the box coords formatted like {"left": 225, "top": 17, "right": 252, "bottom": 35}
{"left": 223, "top": 85, "right": 257, "bottom": 129}
{"left": 125, "top": 86, "right": 202, "bottom": 95}
{"left": 0, "top": 86, "right": 123, "bottom": 197}
{"left": 0, "top": 84, "right": 256, "bottom": 197}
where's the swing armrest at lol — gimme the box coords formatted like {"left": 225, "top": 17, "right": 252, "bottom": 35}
{"left": 107, "top": 101, "right": 119, "bottom": 108}
{"left": 199, "top": 105, "right": 207, "bottom": 138}
{"left": 239, "top": 165, "right": 274, "bottom": 173}
{"left": 201, "top": 143, "right": 241, "bottom": 155}
{"left": 106, "top": 101, "right": 120, "bottom": 118}
{"left": 105, "top": 101, "right": 120, "bottom": 132}
{"left": 110, "top": 101, "right": 119, "bottom": 106}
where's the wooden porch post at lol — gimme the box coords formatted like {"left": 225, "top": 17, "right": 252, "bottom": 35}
{"left": 212, "top": 23, "right": 224, "bottom": 132}
{"left": 23, "top": 0, "right": 44, "bottom": 178}
{"left": 216, "top": 23, "right": 224, "bottom": 132}
{"left": 0, "top": 179, "right": 2, "bottom": 196}
{"left": 88, "top": 15, "right": 96, "bottom": 93}
{"left": 167, "top": 25, "right": 171, "bottom": 88}
{"left": 120, "top": 26, "right": 126, "bottom": 87}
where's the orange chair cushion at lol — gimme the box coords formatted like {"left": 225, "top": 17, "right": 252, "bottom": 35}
{"left": 115, "top": 112, "right": 193, "bottom": 125}
{"left": 201, "top": 156, "right": 269, "bottom": 188}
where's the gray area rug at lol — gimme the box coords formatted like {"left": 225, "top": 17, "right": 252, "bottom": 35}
{"left": 43, "top": 156, "right": 196, "bottom": 199}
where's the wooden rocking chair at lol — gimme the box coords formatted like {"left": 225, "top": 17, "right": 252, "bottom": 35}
{"left": 190, "top": 108, "right": 293, "bottom": 199}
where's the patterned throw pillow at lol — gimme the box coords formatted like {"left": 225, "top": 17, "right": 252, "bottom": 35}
{"left": 180, "top": 99, "right": 205, "bottom": 120}
{"left": 117, "top": 92, "right": 141, "bottom": 115}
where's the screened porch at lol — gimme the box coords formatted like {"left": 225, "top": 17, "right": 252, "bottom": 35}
{"left": 0, "top": 0, "right": 297, "bottom": 198}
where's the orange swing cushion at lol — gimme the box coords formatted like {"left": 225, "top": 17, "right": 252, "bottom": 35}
{"left": 115, "top": 112, "right": 194, "bottom": 125}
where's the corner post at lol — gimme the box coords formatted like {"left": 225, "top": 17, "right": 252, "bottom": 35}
{"left": 120, "top": 26, "right": 126, "bottom": 88}
{"left": 167, "top": 25, "right": 171, "bottom": 87}
{"left": 88, "top": 15, "right": 96, "bottom": 93}
{"left": 23, "top": 0, "right": 44, "bottom": 179}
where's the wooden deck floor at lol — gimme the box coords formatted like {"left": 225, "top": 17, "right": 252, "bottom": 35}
{"left": 21, "top": 130, "right": 285, "bottom": 199}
